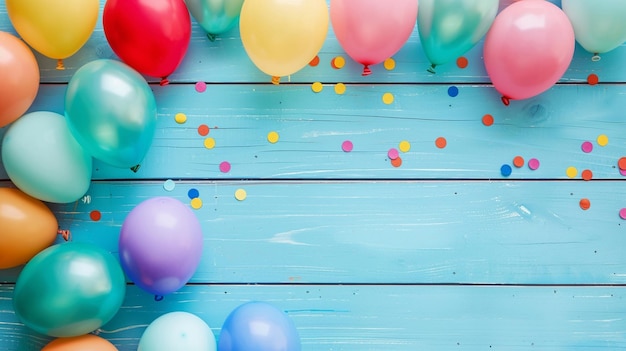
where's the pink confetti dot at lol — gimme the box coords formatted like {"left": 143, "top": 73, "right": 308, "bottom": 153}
{"left": 195, "top": 81, "right": 207, "bottom": 93}
{"left": 620, "top": 169, "right": 626, "bottom": 176}
{"left": 581, "top": 141, "right": 593, "bottom": 153}
{"left": 388, "top": 148, "right": 399, "bottom": 160}
{"left": 528, "top": 158, "right": 540, "bottom": 170}
{"left": 620, "top": 208, "right": 626, "bottom": 220}
{"left": 342, "top": 140, "right": 353, "bottom": 152}
{"left": 219, "top": 161, "right": 231, "bottom": 173}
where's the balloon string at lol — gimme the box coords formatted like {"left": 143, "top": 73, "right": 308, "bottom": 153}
{"left": 271, "top": 76, "right": 280, "bottom": 85}
{"left": 160, "top": 77, "right": 170, "bottom": 86}
{"left": 427, "top": 64, "right": 437, "bottom": 74}
{"left": 362, "top": 65, "right": 372, "bottom": 76}
{"left": 56, "top": 59, "right": 65, "bottom": 70}
{"left": 501, "top": 96, "right": 511, "bottom": 106}
{"left": 57, "top": 229, "right": 71, "bottom": 241}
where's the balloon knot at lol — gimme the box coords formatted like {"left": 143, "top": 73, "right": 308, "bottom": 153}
{"left": 57, "top": 229, "right": 71, "bottom": 241}
{"left": 271, "top": 76, "right": 280, "bottom": 85}
{"left": 56, "top": 59, "right": 65, "bottom": 70}
{"left": 154, "top": 295, "right": 164, "bottom": 301}
{"left": 362, "top": 65, "right": 372, "bottom": 76}
{"left": 591, "top": 54, "right": 601, "bottom": 62}
{"left": 207, "top": 33, "right": 217, "bottom": 42}
{"left": 501, "top": 96, "right": 511, "bottom": 106}
{"left": 130, "top": 164, "right": 141, "bottom": 173}
{"left": 160, "top": 77, "right": 170, "bottom": 86}
{"left": 427, "top": 64, "right": 437, "bottom": 74}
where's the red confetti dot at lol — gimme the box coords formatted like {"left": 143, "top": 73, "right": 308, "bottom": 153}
{"left": 482, "top": 114, "right": 494, "bottom": 126}
{"left": 435, "top": 137, "right": 447, "bottom": 149}
{"left": 513, "top": 156, "right": 524, "bottom": 168}
{"left": 198, "top": 124, "right": 209, "bottom": 136}
{"left": 618, "top": 157, "right": 626, "bottom": 170}
{"left": 90, "top": 210, "right": 101, "bottom": 221}
{"left": 456, "top": 56, "right": 468, "bottom": 69}
{"left": 390, "top": 156, "right": 402, "bottom": 168}
{"left": 309, "top": 55, "right": 320, "bottom": 67}
{"left": 579, "top": 198, "right": 590, "bottom": 210}
{"left": 581, "top": 169, "right": 593, "bottom": 181}
{"left": 587, "top": 74, "right": 599, "bottom": 85}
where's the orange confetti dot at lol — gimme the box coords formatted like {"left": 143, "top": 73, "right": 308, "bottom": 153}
{"left": 456, "top": 56, "right": 468, "bottom": 69}
{"left": 482, "top": 114, "right": 494, "bottom": 126}
{"left": 391, "top": 156, "right": 402, "bottom": 168}
{"left": 618, "top": 157, "right": 626, "bottom": 170}
{"left": 435, "top": 137, "right": 447, "bottom": 149}
{"left": 579, "top": 198, "right": 591, "bottom": 210}
{"left": 198, "top": 124, "right": 209, "bottom": 136}
{"left": 587, "top": 74, "right": 599, "bottom": 85}
{"left": 513, "top": 156, "right": 524, "bottom": 168}
{"left": 581, "top": 169, "right": 593, "bottom": 181}
{"left": 90, "top": 210, "right": 101, "bottom": 221}
{"left": 309, "top": 55, "right": 320, "bottom": 67}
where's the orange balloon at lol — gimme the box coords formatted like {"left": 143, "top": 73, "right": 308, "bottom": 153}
{"left": 0, "top": 31, "right": 40, "bottom": 128}
{"left": 42, "top": 334, "right": 119, "bottom": 351}
{"left": 0, "top": 188, "right": 57, "bottom": 269}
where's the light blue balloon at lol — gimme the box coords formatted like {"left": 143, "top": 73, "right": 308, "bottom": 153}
{"left": 65, "top": 59, "right": 157, "bottom": 169}
{"left": 418, "top": 0, "right": 498, "bottom": 72}
{"left": 185, "top": 0, "right": 244, "bottom": 40}
{"left": 562, "top": 0, "right": 626, "bottom": 56}
{"left": 139, "top": 312, "right": 217, "bottom": 351}
{"left": 1, "top": 111, "right": 92, "bottom": 203}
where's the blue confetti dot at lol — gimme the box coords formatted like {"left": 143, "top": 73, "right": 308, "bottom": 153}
{"left": 448, "top": 86, "right": 459, "bottom": 97}
{"left": 501, "top": 164, "right": 512, "bottom": 177}
{"left": 188, "top": 188, "right": 200, "bottom": 199}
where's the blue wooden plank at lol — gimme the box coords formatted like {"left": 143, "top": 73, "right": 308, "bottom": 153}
{"left": 1, "top": 180, "right": 625, "bottom": 285}
{"left": 2, "top": 284, "right": 625, "bottom": 351}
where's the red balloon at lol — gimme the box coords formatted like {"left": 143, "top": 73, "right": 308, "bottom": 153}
{"left": 103, "top": 0, "right": 191, "bottom": 85}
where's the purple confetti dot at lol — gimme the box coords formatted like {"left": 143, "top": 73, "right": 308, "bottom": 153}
{"left": 219, "top": 161, "right": 231, "bottom": 173}
{"left": 388, "top": 148, "right": 399, "bottom": 160}
{"left": 342, "top": 140, "right": 353, "bottom": 152}
{"left": 581, "top": 141, "right": 593, "bottom": 153}
{"left": 528, "top": 158, "right": 540, "bottom": 170}
{"left": 195, "top": 81, "right": 207, "bottom": 93}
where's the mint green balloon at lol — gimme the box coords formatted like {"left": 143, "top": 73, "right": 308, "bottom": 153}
{"left": 562, "top": 0, "right": 626, "bottom": 56}
{"left": 185, "top": 0, "right": 244, "bottom": 40}
{"left": 13, "top": 242, "right": 126, "bottom": 337}
{"left": 418, "top": 0, "right": 498, "bottom": 71}
{"left": 139, "top": 312, "right": 217, "bottom": 351}
{"left": 1, "top": 111, "right": 92, "bottom": 203}
{"left": 65, "top": 59, "right": 157, "bottom": 169}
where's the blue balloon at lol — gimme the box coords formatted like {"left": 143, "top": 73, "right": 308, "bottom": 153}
{"left": 65, "top": 59, "right": 157, "bottom": 169}
{"left": 218, "top": 302, "right": 300, "bottom": 351}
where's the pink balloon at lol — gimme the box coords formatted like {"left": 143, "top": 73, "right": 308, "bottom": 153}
{"left": 330, "top": 0, "right": 418, "bottom": 75}
{"left": 484, "top": 1, "right": 575, "bottom": 105}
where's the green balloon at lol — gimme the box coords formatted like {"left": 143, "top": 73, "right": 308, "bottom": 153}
{"left": 13, "top": 242, "right": 126, "bottom": 337}
{"left": 418, "top": 0, "right": 498, "bottom": 71}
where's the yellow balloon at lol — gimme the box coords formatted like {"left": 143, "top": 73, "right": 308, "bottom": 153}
{"left": 6, "top": 0, "right": 99, "bottom": 69}
{"left": 240, "top": 0, "right": 329, "bottom": 83}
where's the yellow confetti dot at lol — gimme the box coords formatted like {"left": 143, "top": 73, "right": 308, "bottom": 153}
{"left": 332, "top": 56, "right": 345, "bottom": 69}
{"left": 267, "top": 131, "right": 279, "bottom": 144}
{"left": 204, "top": 137, "right": 215, "bottom": 149}
{"left": 399, "top": 140, "right": 411, "bottom": 153}
{"left": 382, "top": 92, "right": 394, "bottom": 105}
{"left": 597, "top": 134, "right": 609, "bottom": 146}
{"left": 311, "top": 82, "right": 323, "bottom": 93}
{"left": 190, "top": 198, "right": 203, "bottom": 209}
{"left": 334, "top": 83, "right": 346, "bottom": 95}
{"left": 235, "top": 188, "right": 247, "bottom": 201}
{"left": 384, "top": 58, "right": 396, "bottom": 71}
{"left": 174, "top": 113, "right": 187, "bottom": 124}
{"left": 566, "top": 166, "right": 578, "bottom": 178}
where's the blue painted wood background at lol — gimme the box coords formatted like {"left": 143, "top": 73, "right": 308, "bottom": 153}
{"left": 2, "top": 1, "right": 626, "bottom": 350}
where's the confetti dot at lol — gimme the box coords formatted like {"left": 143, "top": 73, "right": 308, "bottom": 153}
{"left": 198, "top": 124, "right": 209, "bottom": 136}
{"left": 331, "top": 56, "right": 345, "bottom": 69}
{"left": 188, "top": 188, "right": 200, "bottom": 199}
{"left": 190, "top": 198, "right": 203, "bottom": 210}
{"left": 435, "top": 137, "right": 447, "bottom": 149}
{"left": 500, "top": 164, "right": 512, "bottom": 177}
{"left": 235, "top": 188, "right": 247, "bottom": 201}
{"left": 597, "top": 134, "right": 609, "bottom": 146}
{"left": 391, "top": 156, "right": 402, "bottom": 168}
{"left": 309, "top": 55, "right": 320, "bottom": 67}
{"left": 311, "top": 82, "right": 323, "bottom": 93}
{"left": 220, "top": 161, "right": 231, "bottom": 173}
{"left": 447, "top": 86, "right": 459, "bottom": 97}
{"left": 618, "top": 157, "right": 626, "bottom": 170}
{"left": 384, "top": 58, "right": 396, "bottom": 70}
{"left": 528, "top": 158, "right": 540, "bottom": 170}
{"left": 342, "top": 140, "right": 353, "bottom": 152}
{"left": 90, "top": 210, "right": 101, "bottom": 221}
{"left": 174, "top": 113, "right": 187, "bottom": 124}
{"left": 620, "top": 169, "right": 626, "bottom": 176}
{"left": 388, "top": 148, "right": 399, "bottom": 160}
{"left": 195, "top": 81, "right": 207, "bottom": 93}
{"left": 204, "top": 137, "right": 216, "bottom": 149}
{"left": 267, "top": 131, "right": 279, "bottom": 144}
{"left": 581, "top": 169, "right": 593, "bottom": 181}
{"left": 587, "top": 74, "right": 599, "bottom": 85}
{"left": 513, "top": 156, "right": 524, "bottom": 168}
{"left": 620, "top": 208, "right": 626, "bottom": 220}
{"left": 579, "top": 198, "right": 591, "bottom": 210}
{"left": 163, "top": 179, "right": 175, "bottom": 191}
{"left": 482, "top": 114, "right": 494, "bottom": 126}
{"left": 456, "top": 56, "right": 468, "bottom": 69}
{"left": 334, "top": 83, "right": 346, "bottom": 95}
{"left": 566, "top": 166, "right": 578, "bottom": 178}
{"left": 581, "top": 141, "right": 593, "bottom": 153}
{"left": 382, "top": 92, "right": 394, "bottom": 104}
{"left": 399, "top": 140, "right": 411, "bottom": 153}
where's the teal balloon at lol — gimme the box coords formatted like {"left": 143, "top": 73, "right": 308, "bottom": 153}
{"left": 65, "top": 59, "right": 157, "bottom": 169}
{"left": 1, "top": 111, "right": 92, "bottom": 203}
{"left": 184, "top": 0, "right": 244, "bottom": 39}
{"left": 562, "top": 0, "right": 626, "bottom": 56}
{"left": 13, "top": 242, "right": 126, "bottom": 337}
{"left": 138, "top": 312, "right": 217, "bottom": 351}
{"left": 418, "top": 0, "right": 498, "bottom": 71}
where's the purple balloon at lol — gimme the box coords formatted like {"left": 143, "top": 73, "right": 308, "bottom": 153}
{"left": 119, "top": 197, "right": 203, "bottom": 296}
